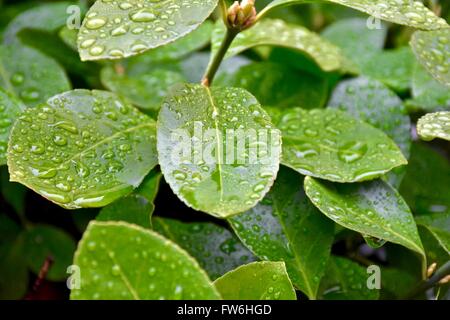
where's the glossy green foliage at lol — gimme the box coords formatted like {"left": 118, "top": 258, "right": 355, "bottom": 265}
{"left": 7, "top": 90, "right": 158, "bottom": 209}
{"left": 417, "top": 111, "right": 450, "bottom": 141}
{"left": 212, "top": 19, "right": 350, "bottom": 72}
{"left": 214, "top": 261, "right": 296, "bottom": 300}
{"left": 407, "top": 63, "right": 450, "bottom": 112}
{"left": 416, "top": 213, "right": 450, "bottom": 255}
{"left": 400, "top": 143, "right": 450, "bottom": 215}
{"left": 267, "top": 108, "right": 407, "bottom": 183}
{"left": 157, "top": 84, "right": 281, "bottom": 217}
{"left": 318, "top": 256, "right": 379, "bottom": 300}
{"left": 304, "top": 177, "right": 425, "bottom": 256}
{"left": 262, "top": 0, "right": 448, "bottom": 30}
{"left": 71, "top": 221, "right": 221, "bottom": 300}
{"left": 77, "top": 0, "right": 218, "bottom": 61}
{"left": 328, "top": 76, "right": 411, "bottom": 187}
{"left": 0, "top": 88, "right": 26, "bottom": 165}
{"left": 23, "top": 225, "right": 76, "bottom": 281}
{"left": 0, "top": 44, "right": 71, "bottom": 106}
{"left": 153, "top": 218, "right": 256, "bottom": 280}
{"left": 230, "top": 167, "right": 334, "bottom": 299}
{"left": 216, "top": 61, "right": 328, "bottom": 109}
{"left": 411, "top": 28, "right": 450, "bottom": 87}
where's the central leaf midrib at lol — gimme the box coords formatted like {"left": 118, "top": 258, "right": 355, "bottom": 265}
{"left": 204, "top": 86, "right": 224, "bottom": 202}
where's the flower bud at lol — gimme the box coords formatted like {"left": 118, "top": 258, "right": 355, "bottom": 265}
{"left": 227, "top": 0, "right": 256, "bottom": 30}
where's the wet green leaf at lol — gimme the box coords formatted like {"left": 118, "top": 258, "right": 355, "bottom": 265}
{"left": 157, "top": 84, "right": 281, "bottom": 218}
{"left": 153, "top": 218, "right": 257, "bottom": 280}
{"left": 77, "top": 0, "right": 218, "bottom": 61}
{"left": 411, "top": 28, "right": 450, "bottom": 87}
{"left": 71, "top": 221, "right": 221, "bottom": 300}
{"left": 101, "top": 66, "right": 185, "bottom": 111}
{"left": 136, "top": 20, "right": 213, "bottom": 62}
{"left": 0, "top": 44, "right": 71, "bottom": 106}
{"left": 261, "top": 0, "right": 448, "bottom": 30}
{"left": 214, "top": 261, "right": 296, "bottom": 300}
{"left": 229, "top": 167, "right": 334, "bottom": 299}
{"left": 212, "top": 19, "right": 350, "bottom": 72}
{"left": 267, "top": 107, "right": 407, "bottom": 183}
{"left": 407, "top": 63, "right": 450, "bottom": 112}
{"left": 3, "top": 1, "right": 78, "bottom": 44}
{"left": 416, "top": 213, "right": 450, "bottom": 255}
{"left": 7, "top": 90, "right": 158, "bottom": 209}
{"left": 304, "top": 177, "right": 425, "bottom": 256}
{"left": 23, "top": 224, "right": 76, "bottom": 281}
{"left": 359, "top": 47, "right": 415, "bottom": 92}
{"left": 97, "top": 195, "right": 153, "bottom": 228}
{"left": 399, "top": 143, "right": 450, "bottom": 216}
{"left": 322, "top": 18, "right": 387, "bottom": 69}
{"left": 0, "top": 228, "right": 28, "bottom": 300}
{"left": 417, "top": 111, "right": 450, "bottom": 142}
{"left": 0, "top": 87, "right": 26, "bottom": 165}
{"left": 328, "top": 76, "right": 411, "bottom": 187}
{"left": 318, "top": 256, "right": 379, "bottom": 300}
{"left": 216, "top": 61, "right": 328, "bottom": 109}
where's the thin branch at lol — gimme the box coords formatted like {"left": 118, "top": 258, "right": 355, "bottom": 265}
{"left": 403, "top": 260, "right": 450, "bottom": 299}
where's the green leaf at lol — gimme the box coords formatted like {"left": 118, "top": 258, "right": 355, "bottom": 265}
{"left": 411, "top": 28, "right": 450, "bottom": 87}
{"left": 134, "top": 20, "right": 213, "bottom": 62}
{"left": 77, "top": 0, "right": 218, "bottom": 61}
{"left": 267, "top": 107, "right": 407, "bottom": 183}
{"left": 318, "top": 256, "right": 379, "bottom": 300}
{"left": 153, "top": 218, "right": 257, "bottom": 280}
{"left": 261, "top": 0, "right": 448, "bottom": 30}
{"left": 216, "top": 61, "right": 328, "bottom": 109}
{"left": 304, "top": 177, "right": 425, "bottom": 256}
{"left": 212, "top": 19, "right": 350, "bottom": 72}
{"left": 416, "top": 213, "right": 450, "bottom": 255}
{"left": 135, "top": 169, "right": 162, "bottom": 203}
{"left": 213, "top": 261, "right": 296, "bottom": 300}
{"left": 101, "top": 66, "right": 185, "bottom": 111}
{"left": 71, "top": 221, "right": 221, "bottom": 300}
{"left": 3, "top": 2, "right": 78, "bottom": 44}
{"left": 0, "top": 230, "right": 28, "bottom": 300}
{"left": 157, "top": 84, "right": 281, "bottom": 218}
{"left": 0, "top": 167, "right": 27, "bottom": 215}
{"left": 7, "top": 90, "right": 158, "bottom": 209}
{"left": 97, "top": 195, "right": 153, "bottom": 228}
{"left": 229, "top": 166, "right": 334, "bottom": 299}
{"left": 417, "top": 112, "right": 450, "bottom": 142}
{"left": 359, "top": 47, "right": 415, "bottom": 92}
{"left": 418, "top": 226, "right": 449, "bottom": 268}
{"left": 407, "top": 63, "right": 450, "bottom": 112}
{"left": 399, "top": 143, "right": 450, "bottom": 215}
{"left": 0, "top": 87, "right": 25, "bottom": 165}
{"left": 381, "top": 268, "right": 418, "bottom": 299}
{"left": 321, "top": 18, "right": 387, "bottom": 69}
{"left": 328, "top": 76, "right": 411, "bottom": 187}
{"left": 59, "top": 26, "right": 78, "bottom": 51}
{"left": 0, "top": 44, "right": 71, "bottom": 106}
{"left": 23, "top": 224, "right": 76, "bottom": 281}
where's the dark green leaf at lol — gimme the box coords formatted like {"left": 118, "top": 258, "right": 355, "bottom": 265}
{"left": 23, "top": 224, "right": 76, "bottom": 281}
{"left": 71, "top": 221, "right": 221, "bottom": 300}
{"left": 97, "top": 195, "right": 153, "bottom": 228}
{"left": 304, "top": 177, "right": 425, "bottom": 256}
{"left": 318, "top": 256, "right": 379, "bottom": 300}
{"left": 230, "top": 167, "right": 334, "bottom": 299}
{"left": 8, "top": 90, "right": 158, "bottom": 209}
{"left": 153, "top": 218, "right": 257, "bottom": 280}
{"left": 216, "top": 61, "right": 328, "bottom": 109}
{"left": 416, "top": 213, "right": 450, "bottom": 256}
{"left": 157, "top": 84, "right": 281, "bottom": 218}
{"left": 267, "top": 107, "right": 407, "bottom": 183}
{"left": 214, "top": 261, "right": 296, "bottom": 300}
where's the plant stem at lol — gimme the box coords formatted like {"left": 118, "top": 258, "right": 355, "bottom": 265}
{"left": 403, "top": 260, "right": 450, "bottom": 299}
{"left": 201, "top": 28, "right": 238, "bottom": 87}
